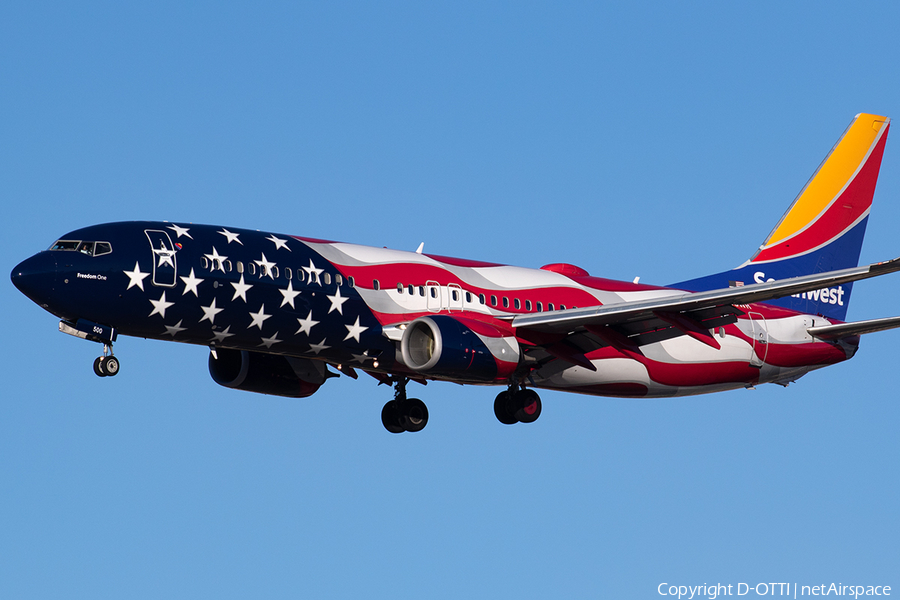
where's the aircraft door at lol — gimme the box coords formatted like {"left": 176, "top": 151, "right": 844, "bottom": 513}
{"left": 145, "top": 230, "right": 178, "bottom": 287}
{"left": 748, "top": 312, "right": 768, "bottom": 367}
{"left": 448, "top": 283, "right": 463, "bottom": 312}
{"left": 426, "top": 280, "right": 442, "bottom": 312}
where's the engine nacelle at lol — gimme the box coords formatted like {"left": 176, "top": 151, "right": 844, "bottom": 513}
{"left": 400, "top": 315, "right": 520, "bottom": 382}
{"left": 209, "top": 349, "right": 327, "bottom": 398}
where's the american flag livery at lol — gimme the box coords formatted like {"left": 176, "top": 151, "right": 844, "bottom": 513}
{"left": 11, "top": 114, "right": 900, "bottom": 433}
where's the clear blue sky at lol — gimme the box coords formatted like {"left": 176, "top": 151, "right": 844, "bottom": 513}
{"left": 2, "top": 2, "right": 898, "bottom": 598}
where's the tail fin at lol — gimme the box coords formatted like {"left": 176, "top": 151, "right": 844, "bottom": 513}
{"left": 675, "top": 113, "right": 890, "bottom": 321}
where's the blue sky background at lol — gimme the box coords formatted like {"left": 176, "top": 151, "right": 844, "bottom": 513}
{"left": 2, "top": 2, "right": 898, "bottom": 598}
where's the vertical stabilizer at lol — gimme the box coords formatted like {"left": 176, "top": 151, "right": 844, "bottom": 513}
{"left": 675, "top": 113, "right": 890, "bottom": 321}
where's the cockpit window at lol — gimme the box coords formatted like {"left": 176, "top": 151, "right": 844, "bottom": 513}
{"left": 50, "top": 240, "right": 79, "bottom": 251}
{"left": 49, "top": 239, "right": 113, "bottom": 256}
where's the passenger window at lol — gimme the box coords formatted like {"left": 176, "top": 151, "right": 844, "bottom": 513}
{"left": 430, "top": 287, "right": 437, "bottom": 298}
{"left": 323, "top": 272, "right": 331, "bottom": 285}
{"left": 248, "top": 263, "right": 257, "bottom": 275}
{"left": 408, "top": 284, "right": 414, "bottom": 295}
{"left": 285, "top": 267, "right": 292, "bottom": 280}
{"left": 547, "top": 303, "right": 554, "bottom": 311}
{"left": 348, "top": 276, "right": 355, "bottom": 288}
{"left": 502, "top": 297, "right": 509, "bottom": 308}
{"left": 490, "top": 295, "right": 497, "bottom": 306}
{"left": 225, "top": 260, "right": 233, "bottom": 273}
{"left": 200, "top": 257, "right": 209, "bottom": 270}
{"left": 451, "top": 290, "right": 459, "bottom": 302}
{"left": 397, "top": 283, "right": 404, "bottom": 293}
{"left": 94, "top": 242, "right": 112, "bottom": 256}
{"left": 465, "top": 292, "right": 472, "bottom": 303}
{"left": 297, "top": 268, "right": 305, "bottom": 282}
{"left": 560, "top": 304, "right": 566, "bottom": 310}
{"left": 525, "top": 300, "right": 531, "bottom": 311}
{"left": 537, "top": 302, "right": 543, "bottom": 312}
{"left": 237, "top": 261, "right": 244, "bottom": 274}
{"left": 373, "top": 279, "right": 380, "bottom": 290}
{"left": 418, "top": 286, "right": 425, "bottom": 297}
{"left": 335, "top": 274, "right": 343, "bottom": 286}
{"left": 514, "top": 298, "right": 521, "bottom": 309}
{"left": 479, "top": 294, "right": 485, "bottom": 305}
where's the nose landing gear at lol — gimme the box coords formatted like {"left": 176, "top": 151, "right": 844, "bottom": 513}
{"left": 92, "top": 344, "right": 120, "bottom": 377}
{"left": 58, "top": 320, "right": 121, "bottom": 378}
{"left": 494, "top": 385, "right": 542, "bottom": 425}
{"left": 381, "top": 377, "right": 429, "bottom": 434}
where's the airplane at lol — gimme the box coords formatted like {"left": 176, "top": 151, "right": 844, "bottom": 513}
{"left": 11, "top": 113, "right": 900, "bottom": 434}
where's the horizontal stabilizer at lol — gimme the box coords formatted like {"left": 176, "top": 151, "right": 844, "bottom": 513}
{"left": 808, "top": 315, "right": 900, "bottom": 340}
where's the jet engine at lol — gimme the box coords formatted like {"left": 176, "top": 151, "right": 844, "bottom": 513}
{"left": 400, "top": 315, "right": 520, "bottom": 382}
{"left": 209, "top": 349, "right": 327, "bottom": 398}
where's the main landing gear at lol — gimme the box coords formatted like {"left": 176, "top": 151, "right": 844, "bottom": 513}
{"left": 494, "top": 385, "right": 542, "bottom": 425}
{"left": 92, "top": 344, "right": 120, "bottom": 378}
{"left": 381, "top": 377, "right": 429, "bottom": 434}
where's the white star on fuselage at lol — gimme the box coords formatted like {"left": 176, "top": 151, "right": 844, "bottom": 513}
{"left": 204, "top": 247, "right": 228, "bottom": 272}
{"left": 124, "top": 261, "right": 149, "bottom": 291}
{"left": 180, "top": 268, "right": 204, "bottom": 297}
{"left": 149, "top": 291, "right": 175, "bottom": 318}
{"left": 266, "top": 235, "right": 291, "bottom": 251}
{"left": 154, "top": 241, "right": 175, "bottom": 268}
{"left": 200, "top": 298, "right": 224, "bottom": 325}
{"left": 295, "top": 311, "right": 319, "bottom": 336}
{"left": 308, "top": 339, "right": 329, "bottom": 355}
{"left": 231, "top": 274, "right": 253, "bottom": 302}
{"left": 326, "top": 287, "right": 348, "bottom": 315}
{"left": 343, "top": 316, "right": 368, "bottom": 343}
{"left": 210, "top": 325, "right": 235, "bottom": 343}
{"left": 218, "top": 228, "right": 243, "bottom": 244}
{"left": 164, "top": 320, "right": 187, "bottom": 336}
{"left": 302, "top": 260, "right": 324, "bottom": 285}
{"left": 248, "top": 304, "right": 272, "bottom": 330}
{"left": 279, "top": 281, "right": 301, "bottom": 308}
{"left": 254, "top": 253, "right": 276, "bottom": 279}
{"left": 167, "top": 224, "right": 193, "bottom": 239}
{"left": 260, "top": 333, "right": 282, "bottom": 349}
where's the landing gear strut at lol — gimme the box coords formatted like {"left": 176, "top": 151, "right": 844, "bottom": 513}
{"left": 92, "top": 344, "right": 120, "bottom": 377}
{"left": 494, "top": 384, "right": 542, "bottom": 425}
{"left": 381, "top": 377, "right": 428, "bottom": 434}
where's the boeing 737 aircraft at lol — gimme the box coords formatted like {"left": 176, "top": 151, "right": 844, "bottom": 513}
{"left": 11, "top": 113, "right": 900, "bottom": 433}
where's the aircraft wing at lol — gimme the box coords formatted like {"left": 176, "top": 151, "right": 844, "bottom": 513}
{"left": 512, "top": 257, "right": 900, "bottom": 337}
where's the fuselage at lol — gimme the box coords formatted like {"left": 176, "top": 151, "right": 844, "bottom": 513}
{"left": 11, "top": 221, "right": 857, "bottom": 399}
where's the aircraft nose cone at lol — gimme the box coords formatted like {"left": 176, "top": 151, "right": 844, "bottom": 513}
{"left": 11, "top": 252, "right": 57, "bottom": 306}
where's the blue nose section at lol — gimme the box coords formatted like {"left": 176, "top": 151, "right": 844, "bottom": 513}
{"left": 11, "top": 252, "right": 58, "bottom": 307}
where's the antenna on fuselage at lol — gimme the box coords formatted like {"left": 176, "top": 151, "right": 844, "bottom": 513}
{"left": 415, "top": 242, "right": 424, "bottom": 254}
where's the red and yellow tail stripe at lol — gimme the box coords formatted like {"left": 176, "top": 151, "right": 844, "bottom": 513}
{"left": 751, "top": 113, "right": 890, "bottom": 264}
